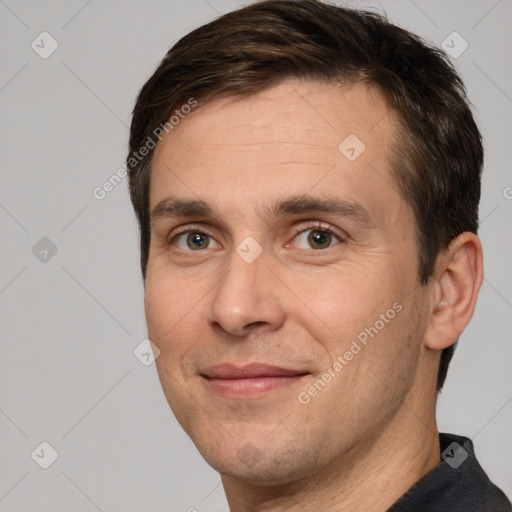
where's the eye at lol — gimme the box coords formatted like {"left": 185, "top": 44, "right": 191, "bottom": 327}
{"left": 174, "top": 231, "right": 217, "bottom": 251}
{"left": 293, "top": 227, "right": 341, "bottom": 250}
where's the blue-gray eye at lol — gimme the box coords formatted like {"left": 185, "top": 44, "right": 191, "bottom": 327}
{"left": 176, "top": 232, "right": 213, "bottom": 250}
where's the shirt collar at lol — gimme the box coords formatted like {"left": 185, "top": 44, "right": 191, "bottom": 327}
{"left": 388, "top": 433, "right": 511, "bottom": 511}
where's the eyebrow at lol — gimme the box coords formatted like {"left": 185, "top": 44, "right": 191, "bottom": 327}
{"left": 151, "top": 197, "right": 214, "bottom": 226}
{"left": 150, "top": 194, "right": 374, "bottom": 227}
{"left": 268, "top": 195, "right": 374, "bottom": 226}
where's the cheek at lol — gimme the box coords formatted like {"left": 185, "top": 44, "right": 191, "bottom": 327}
{"left": 144, "top": 282, "right": 172, "bottom": 342}
{"left": 144, "top": 273, "right": 204, "bottom": 362}
{"left": 355, "top": 291, "right": 425, "bottom": 390}
{"left": 293, "top": 262, "right": 402, "bottom": 343}
{"left": 144, "top": 275, "right": 208, "bottom": 424}
{"left": 320, "top": 298, "right": 422, "bottom": 430}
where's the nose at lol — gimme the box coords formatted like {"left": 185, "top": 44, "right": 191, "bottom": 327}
{"left": 208, "top": 248, "right": 286, "bottom": 338}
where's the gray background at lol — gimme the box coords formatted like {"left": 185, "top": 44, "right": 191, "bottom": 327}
{"left": 0, "top": 0, "right": 511, "bottom": 510}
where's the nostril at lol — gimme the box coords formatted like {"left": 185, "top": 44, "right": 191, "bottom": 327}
{"left": 247, "top": 321, "right": 266, "bottom": 329}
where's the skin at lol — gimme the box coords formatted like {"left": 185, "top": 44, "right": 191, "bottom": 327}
{"left": 144, "top": 79, "right": 483, "bottom": 511}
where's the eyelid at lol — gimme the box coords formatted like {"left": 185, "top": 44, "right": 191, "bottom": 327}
{"left": 167, "top": 223, "right": 220, "bottom": 247}
{"left": 287, "top": 220, "right": 346, "bottom": 248}
{"left": 165, "top": 220, "right": 346, "bottom": 250}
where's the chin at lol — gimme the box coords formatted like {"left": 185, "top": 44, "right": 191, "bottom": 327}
{"left": 214, "top": 459, "right": 307, "bottom": 487}
{"left": 197, "top": 437, "right": 325, "bottom": 487}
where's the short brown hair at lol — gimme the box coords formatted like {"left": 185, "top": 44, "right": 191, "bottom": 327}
{"left": 127, "top": 0, "right": 483, "bottom": 391}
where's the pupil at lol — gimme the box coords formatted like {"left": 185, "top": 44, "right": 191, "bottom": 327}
{"left": 308, "top": 230, "right": 331, "bottom": 249}
{"left": 187, "top": 232, "right": 207, "bottom": 250}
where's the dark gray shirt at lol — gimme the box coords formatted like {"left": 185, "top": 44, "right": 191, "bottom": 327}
{"left": 388, "top": 433, "right": 511, "bottom": 511}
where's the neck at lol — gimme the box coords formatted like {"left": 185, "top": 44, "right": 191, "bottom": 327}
{"left": 221, "top": 372, "right": 440, "bottom": 511}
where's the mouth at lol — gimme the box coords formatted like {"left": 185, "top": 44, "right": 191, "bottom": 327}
{"left": 200, "top": 363, "right": 310, "bottom": 399}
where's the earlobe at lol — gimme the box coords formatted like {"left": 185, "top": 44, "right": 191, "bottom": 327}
{"left": 424, "top": 232, "right": 483, "bottom": 351}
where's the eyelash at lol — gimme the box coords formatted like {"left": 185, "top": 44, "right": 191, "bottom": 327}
{"left": 289, "top": 221, "right": 343, "bottom": 249}
{"left": 167, "top": 221, "right": 344, "bottom": 251}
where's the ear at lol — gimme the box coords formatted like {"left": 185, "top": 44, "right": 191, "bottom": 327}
{"left": 424, "top": 232, "right": 483, "bottom": 351}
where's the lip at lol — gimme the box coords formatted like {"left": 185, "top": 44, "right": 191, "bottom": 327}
{"left": 201, "top": 363, "right": 309, "bottom": 399}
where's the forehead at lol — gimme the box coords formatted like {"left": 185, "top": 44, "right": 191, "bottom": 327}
{"left": 150, "top": 79, "right": 404, "bottom": 225}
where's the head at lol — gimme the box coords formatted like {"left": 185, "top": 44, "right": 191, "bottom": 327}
{"left": 127, "top": 0, "right": 483, "bottom": 486}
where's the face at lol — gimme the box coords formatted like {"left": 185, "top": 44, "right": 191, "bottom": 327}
{"left": 145, "top": 80, "right": 431, "bottom": 484}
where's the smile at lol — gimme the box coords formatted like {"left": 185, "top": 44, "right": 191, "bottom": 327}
{"left": 200, "top": 363, "right": 310, "bottom": 399}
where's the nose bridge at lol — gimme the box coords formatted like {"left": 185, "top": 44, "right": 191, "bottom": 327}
{"left": 209, "top": 242, "right": 284, "bottom": 335}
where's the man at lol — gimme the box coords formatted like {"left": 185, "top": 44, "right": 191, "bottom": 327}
{"left": 126, "top": 0, "right": 511, "bottom": 510}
